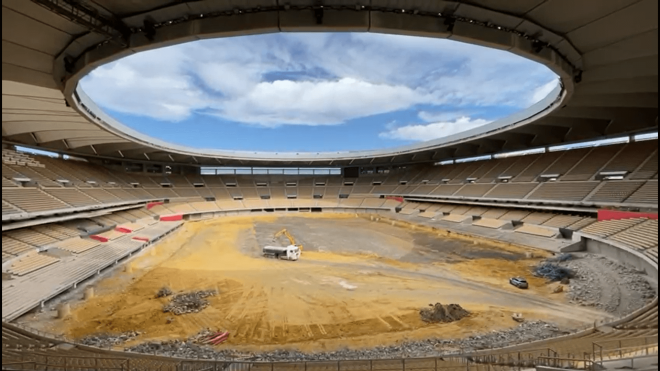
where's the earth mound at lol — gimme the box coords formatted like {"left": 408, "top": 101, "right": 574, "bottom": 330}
{"left": 420, "top": 303, "right": 470, "bottom": 323}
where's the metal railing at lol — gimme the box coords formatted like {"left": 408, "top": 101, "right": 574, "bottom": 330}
{"left": 536, "top": 356, "right": 595, "bottom": 371}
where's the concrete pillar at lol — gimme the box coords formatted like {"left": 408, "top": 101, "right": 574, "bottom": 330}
{"left": 57, "top": 303, "right": 71, "bottom": 319}
{"left": 124, "top": 265, "right": 133, "bottom": 273}
{"left": 84, "top": 287, "right": 95, "bottom": 300}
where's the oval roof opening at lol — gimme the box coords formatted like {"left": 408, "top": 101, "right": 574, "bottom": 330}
{"left": 80, "top": 32, "right": 558, "bottom": 154}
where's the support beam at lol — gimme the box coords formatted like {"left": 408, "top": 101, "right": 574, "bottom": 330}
{"left": 30, "top": 0, "right": 131, "bottom": 44}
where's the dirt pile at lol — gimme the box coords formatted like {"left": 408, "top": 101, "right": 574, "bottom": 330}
{"left": 80, "top": 331, "right": 141, "bottom": 348}
{"left": 420, "top": 303, "right": 470, "bottom": 323}
{"left": 163, "top": 290, "right": 217, "bottom": 315}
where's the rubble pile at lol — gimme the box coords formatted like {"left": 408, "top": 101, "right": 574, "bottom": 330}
{"left": 420, "top": 303, "right": 470, "bottom": 323}
{"left": 155, "top": 286, "right": 173, "bottom": 298}
{"left": 125, "top": 321, "right": 564, "bottom": 361}
{"left": 80, "top": 331, "right": 141, "bottom": 348}
{"left": 534, "top": 263, "right": 574, "bottom": 281}
{"left": 163, "top": 290, "right": 217, "bottom": 315}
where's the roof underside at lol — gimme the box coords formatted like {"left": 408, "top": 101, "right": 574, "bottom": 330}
{"left": 2, "top": 0, "right": 658, "bottom": 167}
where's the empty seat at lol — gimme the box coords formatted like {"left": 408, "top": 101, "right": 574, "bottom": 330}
{"left": 53, "top": 237, "right": 102, "bottom": 254}
{"left": 562, "top": 146, "right": 620, "bottom": 181}
{"left": 8, "top": 253, "right": 60, "bottom": 276}
{"left": 527, "top": 182, "right": 598, "bottom": 202}
{"left": 80, "top": 188, "right": 122, "bottom": 203}
{"left": 43, "top": 188, "right": 100, "bottom": 207}
{"left": 543, "top": 215, "right": 586, "bottom": 229}
{"left": 454, "top": 184, "right": 496, "bottom": 198}
{"left": 602, "top": 142, "right": 658, "bottom": 174}
{"left": 429, "top": 185, "right": 463, "bottom": 196}
{"left": 499, "top": 210, "right": 531, "bottom": 221}
{"left": 629, "top": 150, "right": 658, "bottom": 180}
{"left": 625, "top": 181, "right": 658, "bottom": 204}
{"left": 609, "top": 220, "right": 658, "bottom": 251}
{"left": 5, "top": 229, "right": 58, "bottom": 247}
{"left": 2, "top": 236, "right": 35, "bottom": 256}
{"left": 2, "top": 188, "right": 70, "bottom": 213}
{"left": 567, "top": 217, "right": 597, "bottom": 230}
{"left": 512, "top": 151, "right": 562, "bottom": 182}
{"left": 580, "top": 218, "right": 647, "bottom": 238}
{"left": 522, "top": 212, "right": 556, "bottom": 225}
{"left": 2, "top": 200, "right": 22, "bottom": 215}
{"left": 587, "top": 181, "right": 646, "bottom": 203}
{"left": 485, "top": 183, "right": 538, "bottom": 199}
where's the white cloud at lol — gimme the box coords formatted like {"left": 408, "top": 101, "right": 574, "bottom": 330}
{"left": 380, "top": 116, "right": 492, "bottom": 141}
{"left": 529, "top": 79, "right": 559, "bottom": 106}
{"left": 219, "top": 78, "right": 433, "bottom": 126}
{"left": 80, "top": 33, "right": 557, "bottom": 127}
{"left": 418, "top": 110, "right": 466, "bottom": 123}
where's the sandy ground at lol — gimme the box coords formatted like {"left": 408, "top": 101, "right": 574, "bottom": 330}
{"left": 19, "top": 214, "right": 610, "bottom": 352}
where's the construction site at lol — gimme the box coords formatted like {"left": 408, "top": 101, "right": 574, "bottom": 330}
{"left": 15, "top": 213, "right": 643, "bottom": 357}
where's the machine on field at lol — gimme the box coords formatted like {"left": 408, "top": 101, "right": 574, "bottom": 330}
{"left": 262, "top": 245, "right": 301, "bottom": 261}
{"left": 262, "top": 229, "right": 303, "bottom": 261}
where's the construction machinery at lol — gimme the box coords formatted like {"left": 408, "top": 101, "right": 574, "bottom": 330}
{"left": 262, "top": 229, "right": 303, "bottom": 261}
{"left": 262, "top": 245, "right": 301, "bottom": 261}
{"left": 273, "top": 229, "right": 303, "bottom": 252}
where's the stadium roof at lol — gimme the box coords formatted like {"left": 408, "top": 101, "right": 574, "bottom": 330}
{"left": 2, "top": 0, "right": 658, "bottom": 167}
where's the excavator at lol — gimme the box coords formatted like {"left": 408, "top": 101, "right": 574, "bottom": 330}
{"left": 262, "top": 229, "right": 303, "bottom": 261}
{"left": 273, "top": 229, "right": 303, "bottom": 252}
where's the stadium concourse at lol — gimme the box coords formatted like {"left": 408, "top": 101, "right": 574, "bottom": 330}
{"left": 1, "top": 1, "right": 659, "bottom": 371}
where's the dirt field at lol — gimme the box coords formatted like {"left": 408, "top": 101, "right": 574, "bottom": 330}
{"left": 25, "top": 214, "right": 610, "bottom": 352}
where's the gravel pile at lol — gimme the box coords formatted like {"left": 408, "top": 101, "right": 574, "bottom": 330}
{"left": 156, "top": 286, "right": 173, "bottom": 298}
{"left": 534, "top": 263, "right": 575, "bottom": 282}
{"left": 124, "top": 321, "right": 563, "bottom": 361}
{"left": 163, "top": 290, "right": 217, "bottom": 315}
{"left": 445, "top": 321, "right": 563, "bottom": 352}
{"left": 420, "top": 303, "right": 470, "bottom": 323}
{"left": 562, "top": 254, "right": 656, "bottom": 315}
{"left": 80, "top": 331, "right": 141, "bottom": 348}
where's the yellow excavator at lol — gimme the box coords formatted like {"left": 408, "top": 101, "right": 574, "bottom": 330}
{"left": 273, "top": 228, "right": 303, "bottom": 253}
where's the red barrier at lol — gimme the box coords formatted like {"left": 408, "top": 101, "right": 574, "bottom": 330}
{"left": 160, "top": 214, "right": 183, "bottom": 222}
{"left": 89, "top": 235, "right": 109, "bottom": 243}
{"left": 115, "top": 227, "right": 132, "bottom": 233}
{"left": 132, "top": 236, "right": 150, "bottom": 242}
{"left": 146, "top": 202, "right": 164, "bottom": 210}
{"left": 598, "top": 209, "right": 658, "bottom": 221}
{"left": 386, "top": 196, "right": 404, "bottom": 203}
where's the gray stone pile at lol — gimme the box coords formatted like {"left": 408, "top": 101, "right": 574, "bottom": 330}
{"left": 563, "top": 254, "right": 656, "bottom": 315}
{"left": 445, "top": 321, "right": 563, "bottom": 352}
{"left": 163, "top": 289, "right": 217, "bottom": 315}
{"left": 156, "top": 286, "right": 173, "bottom": 298}
{"left": 534, "top": 262, "right": 574, "bottom": 282}
{"left": 124, "top": 321, "right": 563, "bottom": 361}
{"left": 80, "top": 331, "right": 141, "bottom": 348}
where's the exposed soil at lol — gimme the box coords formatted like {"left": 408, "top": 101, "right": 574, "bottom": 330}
{"left": 15, "top": 214, "right": 611, "bottom": 355}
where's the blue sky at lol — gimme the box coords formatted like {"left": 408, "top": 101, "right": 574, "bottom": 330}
{"left": 81, "top": 33, "right": 558, "bottom": 152}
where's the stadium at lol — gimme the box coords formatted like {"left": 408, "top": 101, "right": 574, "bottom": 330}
{"left": 1, "top": 1, "right": 658, "bottom": 370}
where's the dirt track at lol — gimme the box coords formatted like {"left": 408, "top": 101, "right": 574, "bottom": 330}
{"left": 31, "top": 214, "right": 610, "bottom": 352}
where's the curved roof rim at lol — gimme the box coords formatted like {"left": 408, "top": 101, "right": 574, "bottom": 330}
{"left": 58, "top": 6, "right": 576, "bottom": 164}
